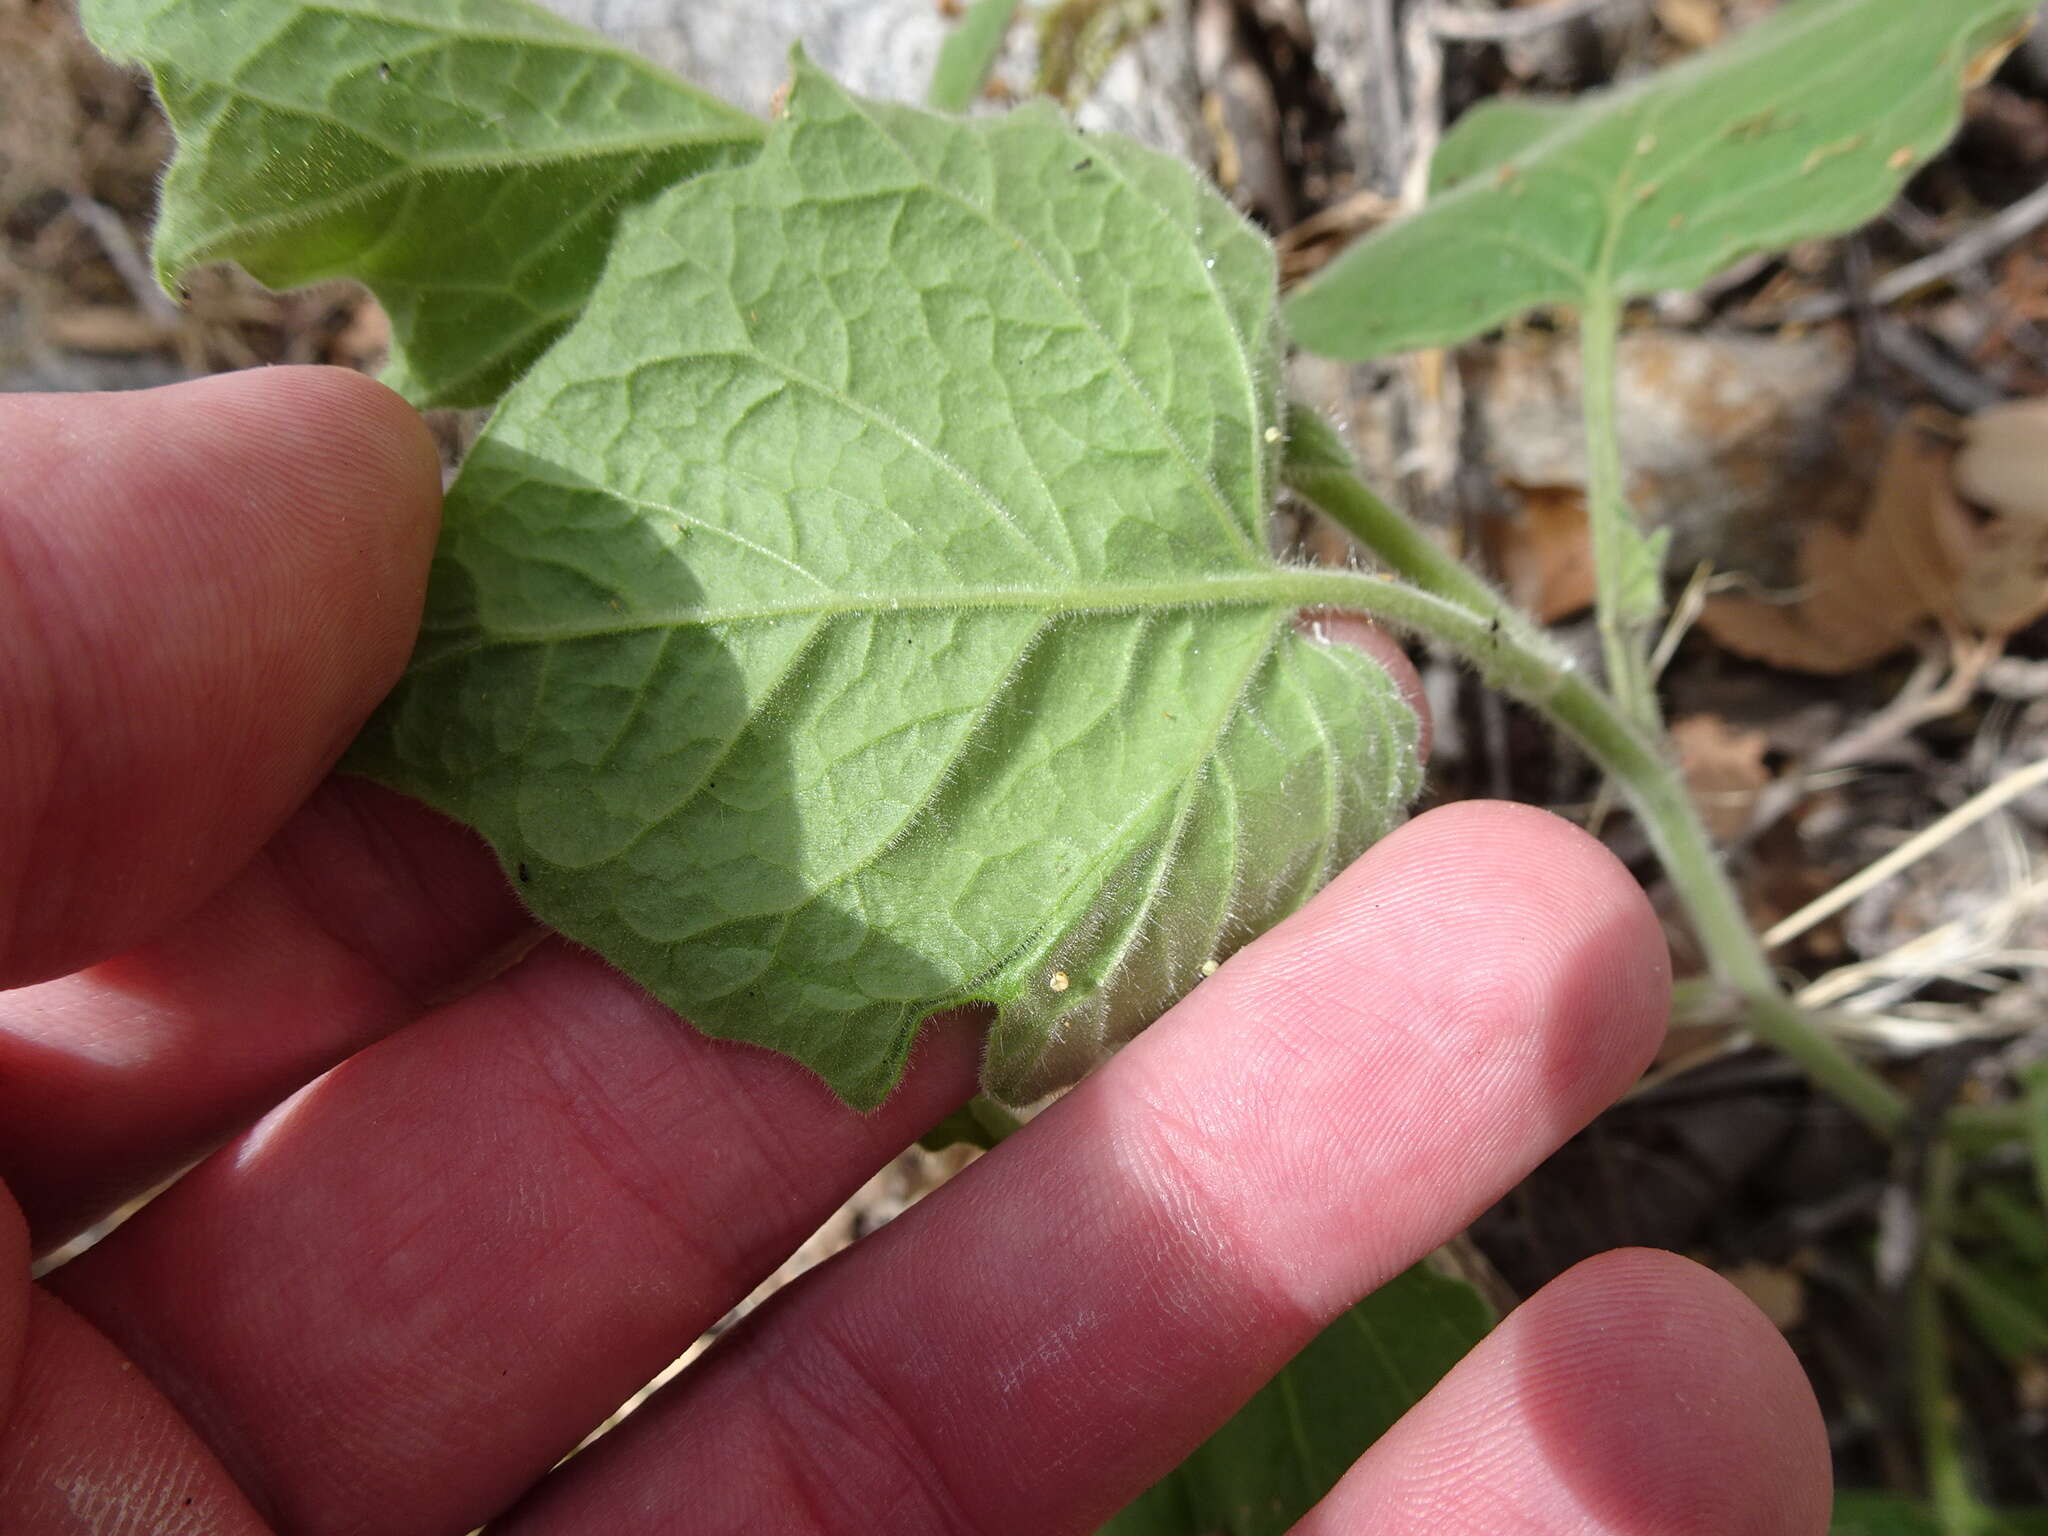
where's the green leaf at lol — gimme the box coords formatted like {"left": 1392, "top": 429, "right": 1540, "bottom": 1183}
{"left": 1100, "top": 1262, "right": 1495, "bottom": 1536}
{"left": 918, "top": 1096, "right": 1024, "bottom": 1153}
{"left": 928, "top": 0, "right": 1023, "bottom": 113}
{"left": 82, "top": 0, "right": 762, "bottom": 407}
{"left": 1428, "top": 98, "right": 1578, "bottom": 194}
{"left": 1942, "top": 1249, "right": 2048, "bottom": 1365}
{"left": 1614, "top": 523, "right": 1671, "bottom": 629}
{"left": 1284, "top": 0, "right": 2035, "bottom": 361}
{"left": 1833, "top": 1493, "right": 2048, "bottom": 1535}
{"left": 348, "top": 56, "right": 1422, "bottom": 1109}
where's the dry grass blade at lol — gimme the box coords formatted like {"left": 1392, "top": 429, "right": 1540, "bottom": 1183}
{"left": 1766, "top": 756, "right": 2048, "bottom": 952}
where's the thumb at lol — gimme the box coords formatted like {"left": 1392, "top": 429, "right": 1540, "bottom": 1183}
{"left": 0, "top": 366, "right": 442, "bottom": 987}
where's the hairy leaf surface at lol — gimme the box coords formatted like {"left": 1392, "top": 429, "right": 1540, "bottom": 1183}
{"left": 1101, "top": 1263, "right": 1494, "bottom": 1536}
{"left": 1284, "top": 0, "right": 2034, "bottom": 360}
{"left": 83, "top": 0, "right": 762, "bottom": 407}
{"left": 348, "top": 57, "right": 1421, "bottom": 1109}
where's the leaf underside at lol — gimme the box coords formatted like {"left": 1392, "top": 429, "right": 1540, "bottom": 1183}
{"left": 1283, "top": 0, "right": 2036, "bottom": 360}
{"left": 82, "top": 0, "right": 762, "bottom": 408}
{"left": 348, "top": 57, "right": 1421, "bottom": 1109}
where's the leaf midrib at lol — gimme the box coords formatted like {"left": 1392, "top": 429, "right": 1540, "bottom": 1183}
{"left": 415, "top": 567, "right": 1332, "bottom": 654}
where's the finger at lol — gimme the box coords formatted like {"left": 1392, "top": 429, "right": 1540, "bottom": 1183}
{"left": 496, "top": 800, "right": 1670, "bottom": 1536}
{"left": 44, "top": 624, "right": 1431, "bottom": 1529}
{"left": 1295, "top": 1249, "right": 1831, "bottom": 1535}
{"left": 50, "top": 943, "right": 981, "bottom": 1536}
{"left": 0, "top": 1210, "right": 269, "bottom": 1534}
{"left": 0, "top": 777, "right": 532, "bottom": 1254}
{"left": 0, "top": 367, "right": 441, "bottom": 987}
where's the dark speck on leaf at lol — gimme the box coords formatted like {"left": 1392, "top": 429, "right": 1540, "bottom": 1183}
{"left": 377, "top": 60, "right": 392, "bottom": 81}
{"left": 1074, "top": 157, "right": 1093, "bottom": 172}
{"left": 516, "top": 862, "right": 531, "bottom": 883}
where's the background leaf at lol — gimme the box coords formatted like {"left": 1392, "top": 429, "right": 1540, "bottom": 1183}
{"left": 1100, "top": 1263, "right": 1495, "bottom": 1536}
{"left": 348, "top": 57, "right": 1421, "bottom": 1109}
{"left": 928, "top": 0, "right": 1022, "bottom": 113}
{"left": 1832, "top": 1492, "right": 2048, "bottom": 1535}
{"left": 82, "top": 0, "right": 761, "bottom": 407}
{"left": 1283, "top": 0, "right": 2035, "bottom": 361}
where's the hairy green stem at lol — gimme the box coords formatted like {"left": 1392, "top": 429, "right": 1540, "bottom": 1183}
{"left": 1280, "top": 455, "right": 1910, "bottom": 1139}
{"left": 1579, "top": 293, "right": 1658, "bottom": 730}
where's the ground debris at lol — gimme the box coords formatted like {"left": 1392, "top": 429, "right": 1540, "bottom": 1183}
{"left": 1702, "top": 401, "right": 2048, "bottom": 674}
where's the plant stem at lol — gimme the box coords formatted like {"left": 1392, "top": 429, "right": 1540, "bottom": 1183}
{"left": 1579, "top": 291, "right": 1658, "bottom": 730}
{"left": 1914, "top": 1145, "right": 1994, "bottom": 1536}
{"left": 1281, "top": 458, "right": 1910, "bottom": 1139}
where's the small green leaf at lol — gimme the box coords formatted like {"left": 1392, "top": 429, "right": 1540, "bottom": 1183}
{"left": 1428, "top": 98, "right": 1578, "bottom": 194}
{"left": 82, "top": 0, "right": 762, "bottom": 407}
{"left": 928, "top": 0, "right": 1022, "bottom": 113}
{"left": 918, "top": 1096, "right": 1024, "bottom": 1153}
{"left": 1284, "top": 0, "right": 2034, "bottom": 361}
{"left": 1614, "top": 524, "right": 1671, "bottom": 628}
{"left": 349, "top": 57, "right": 1421, "bottom": 1109}
{"left": 1100, "top": 1263, "right": 1495, "bottom": 1536}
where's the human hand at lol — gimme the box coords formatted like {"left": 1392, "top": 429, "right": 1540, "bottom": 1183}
{"left": 0, "top": 369, "right": 1829, "bottom": 1534}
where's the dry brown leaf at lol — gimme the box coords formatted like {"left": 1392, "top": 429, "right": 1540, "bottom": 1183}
{"left": 1672, "top": 712, "right": 1772, "bottom": 841}
{"left": 329, "top": 297, "right": 392, "bottom": 371}
{"left": 1701, "top": 403, "right": 2048, "bottom": 674}
{"left": 1718, "top": 1260, "right": 1807, "bottom": 1331}
{"left": 1485, "top": 482, "right": 1597, "bottom": 623}
{"left": 1655, "top": 0, "right": 1725, "bottom": 49}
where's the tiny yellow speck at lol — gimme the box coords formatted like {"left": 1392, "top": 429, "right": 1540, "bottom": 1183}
{"left": 1263, "top": 426, "right": 1282, "bottom": 444}
{"left": 1887, "top": 147, "right": 1914, "bottom": 171}
{"left": 1049, "top": 970, "right": 1070, "bottom": 992}
{"left": 1200, "top": 959, "right": 1219, "bottom": 977}
{"left": 1636, "top": 134, "right": 1657, "bottom": 155}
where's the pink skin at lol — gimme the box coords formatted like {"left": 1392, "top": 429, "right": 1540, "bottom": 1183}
{"left": 0, "top": 370, "right": 1830, "bottom": 1535}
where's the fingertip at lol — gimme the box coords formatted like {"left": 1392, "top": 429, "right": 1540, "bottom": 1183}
{"left": 1388, "top": 800, "right": 1672, "bottom": 1078}
{"left": 0, "top": 368, "right": 445, "bottom": 983}
{"left": 1503, "top": 1248, "right": 1833, "bottom": 1535}
{"left": 1099, "top": 797, "right": 1671, "bottom": 1324}
{"left": 1306, "top": 1247, "right": 1831, "bottom": 1536}
{"left": 155, "top": 366, "right": 444, "bottom": 703}
{"left": 1217, "top": 798, "right": 1670, "bottom": 1130}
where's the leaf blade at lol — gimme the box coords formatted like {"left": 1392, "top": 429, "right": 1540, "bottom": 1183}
{"left": 349, "top": 59, "right": 1420, "bottom": 1107}
{"left": 928, "top": 0, "right": 1022, "bottom": 113}
{"left": 83, "top": 0, "right": 763, "bottom": 407}
{"left": 1284, "top": 0, "right": 2035, "bottom": 361}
